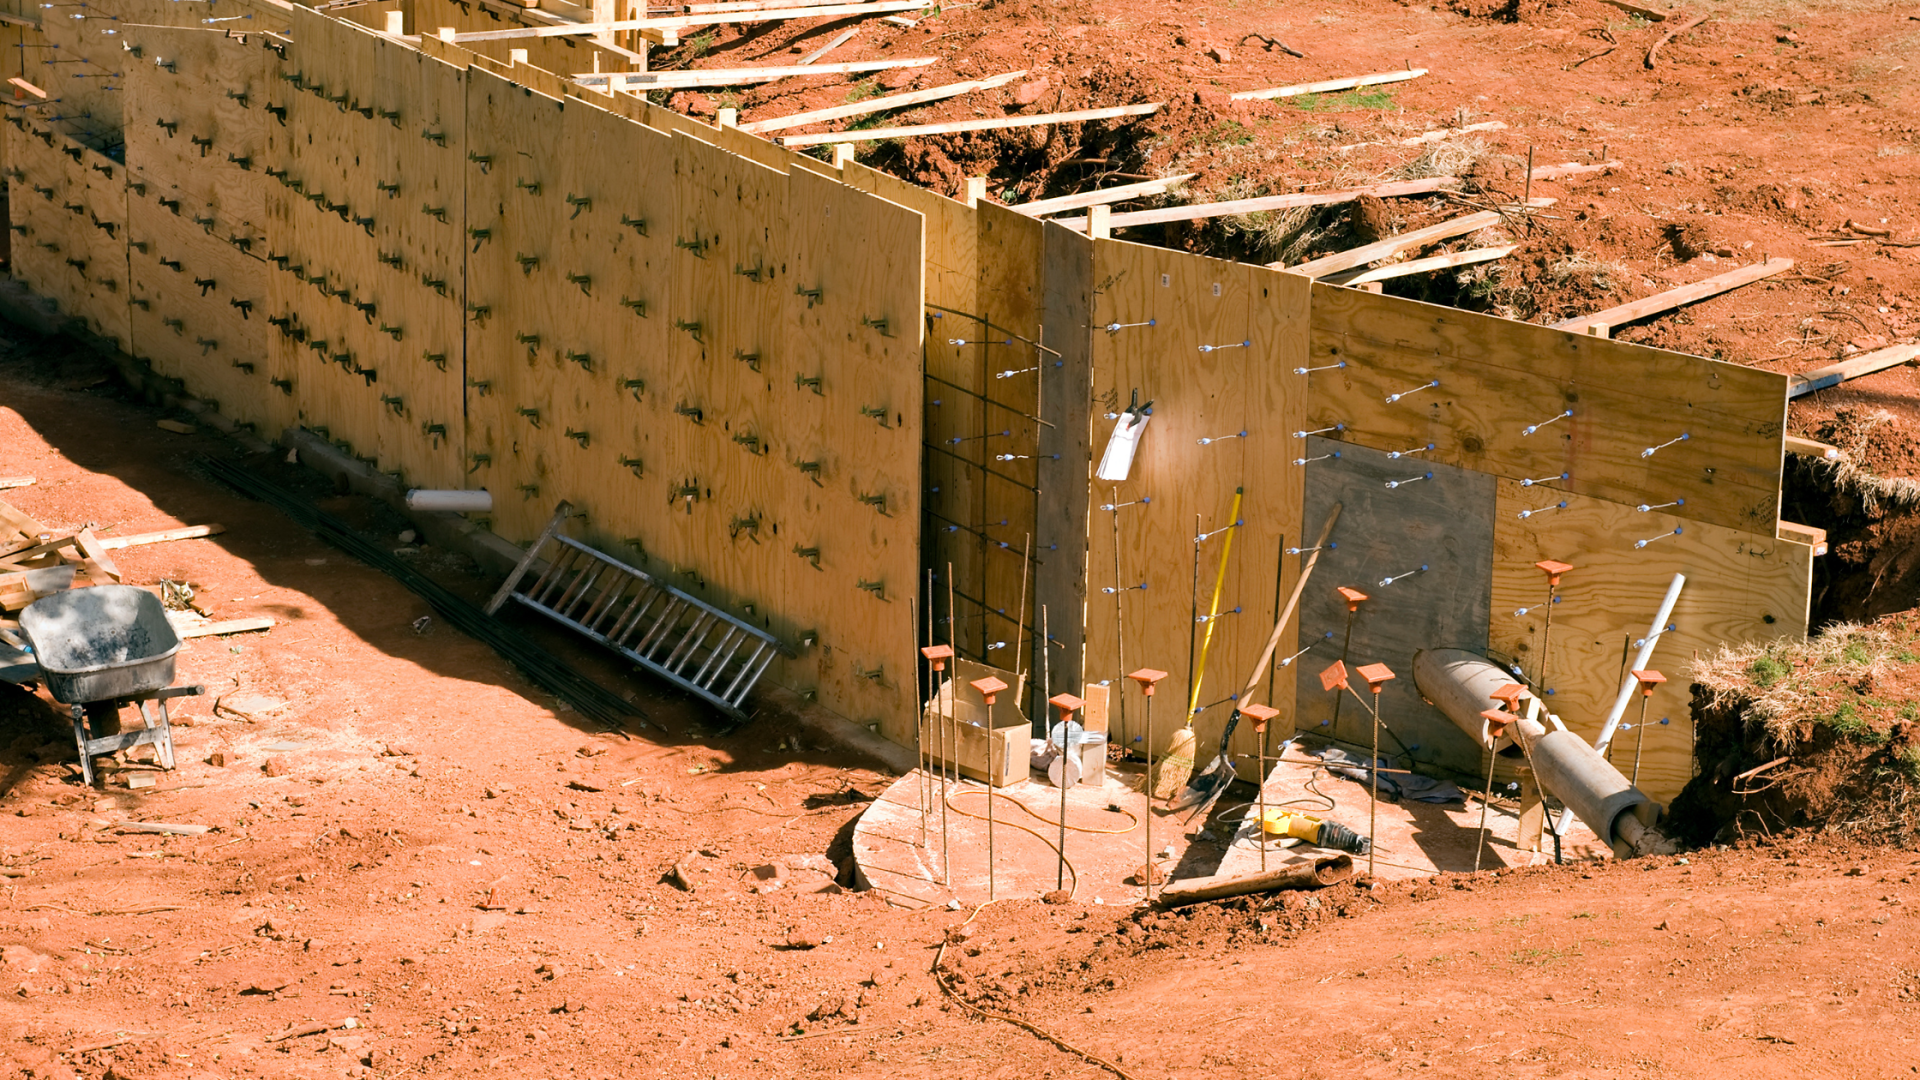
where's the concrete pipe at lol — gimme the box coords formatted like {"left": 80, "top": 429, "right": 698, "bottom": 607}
{"left": 1527, "top": 729, "right": 1659, "bottom": 859}
{"left": 1412, "top": 648, "right": 1523, "bottom": 753}
{"left": 1412, "top": 647, "right": 1672, "bottom": 858}
{"left": 405, "top": 489, "right": 493, "bottom": 513}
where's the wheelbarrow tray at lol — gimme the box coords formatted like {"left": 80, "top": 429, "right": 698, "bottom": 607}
{"left": 19, "top": 585, "right": 181, "bottom": 704}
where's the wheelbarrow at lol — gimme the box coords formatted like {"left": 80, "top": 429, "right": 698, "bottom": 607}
{"left": 18, "top": 585, "right": 205, "bottom": 787}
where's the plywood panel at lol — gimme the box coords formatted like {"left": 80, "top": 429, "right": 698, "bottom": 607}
{"left": 1293, "top": 438, "right": 1496, "bottom": 779}
{"left": 1305, "top": 283, "right": 1789, "bottom": 537}
{"left": 7, "top": 116, "right": 127, "bottom": 348}
{"left": 1491, "top": 478, "right": 1812, "bottom": 801}
{"left": 1082, "top": 238, "right": 1309, "bottom": 778}
{"left": 124, "top": 178, "right": 272, "bottom": 432}
{"left": 781, "top": 165, "right": 924, "bottom": 741}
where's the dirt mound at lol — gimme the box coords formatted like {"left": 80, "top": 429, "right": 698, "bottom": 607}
{"left": 1445, "top": 0, "right": 1572, "bottom": 22}
{"left": 1672, "top": 613, "right": 1920, "bottom": 845}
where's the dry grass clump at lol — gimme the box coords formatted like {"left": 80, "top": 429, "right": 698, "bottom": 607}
{"left": 1547, "top": 253, "right": 1635, "bottom": 294}
{"left": 1693, "top": 621, "right": 1914, "bottom": 747}
{"left": 1393, "top": 135, "right": 1487, "bottom": 180}
{"left": 1806, "top": 407, "right": 1920, "bottom": 514}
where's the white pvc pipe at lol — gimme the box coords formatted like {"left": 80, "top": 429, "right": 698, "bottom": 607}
{"left": 1593, "top": 572, "right": 1685, "bottom": 753}
{"left": 405, "top": 488, "right": 493, "bottom": 513}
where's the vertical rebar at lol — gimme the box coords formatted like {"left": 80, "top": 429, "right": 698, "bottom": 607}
{"left": 1631, "top": 693, "right": 1650, "bottom": 788}
{"left": 912, "top": 595, "right": 926, "bottom": 848}
{"left": 1473, "top": 744, "right": 1497, "bottom": 872}
{"left": 943, "top": 563, "right": 956, "bottom": 887}
{"left": 1048, "top": 605, "right": 1066, "bottom": 892}
{"left": 1259, "top": 535, "right": 1285, "bottom": 874}
{"left": 1142, "top": 686, "right": 1155, "bottom": 902}
{"left": 1110, "top": 487, "right": 1127, "bottom": 747}
{"left": 1368, "top": 689, "right": 1380, "bottom": 880}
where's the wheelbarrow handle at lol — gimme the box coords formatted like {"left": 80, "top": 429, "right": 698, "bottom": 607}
{"left": 143, "top": 684, "right": 207, "bottom": 702}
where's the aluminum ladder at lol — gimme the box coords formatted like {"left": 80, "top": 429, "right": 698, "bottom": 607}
{"left": 484, "top": 503, "right": 787, "bottom": 720}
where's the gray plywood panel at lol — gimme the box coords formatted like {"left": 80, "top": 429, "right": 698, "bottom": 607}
{"left": 1293, "top": 436, "right": 1495, "bottom": 779}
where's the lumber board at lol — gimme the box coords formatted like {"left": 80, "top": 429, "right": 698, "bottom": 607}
{"left": 1081, "top": 237, "right": 1309, "bottom": 777}
{"left": 1302, "top": 284, "right": 1788, "bottom": 537}
{"left": 1034, "top": 219, "right": 1094, "bottom": 699}
{"left": 1527, "top": 160, "right": 1621, "bottom": 181}
{"left": 1229, "top": 68, "right": 1426, "bottom": 101}
{"left": 773, "top": 103, "right": 1161, "bottom": 147}
{"left": 737, "top": 69, "right": 1027, "bottom": 134}
{"left": 177, "top": 616, "right": 277, "bottom": 638}
{"left": 96, "top": 525, "right": 226, "bottom": 550}
{"left": 578, "top": 57, "right": 936, "bottom": 87}
{"left": 1049, "top": 177, "right": 1460, "bottom": 232}
{"left": 1293, "top": 438, "right": 1496, "bottom": 779}
{"left": 1786, "top": 344, "right": 1920, "bottom": 399}
{"left": 451, "top": 1, "right": 929, "bottom": 40}
{"left": 0, "top": 479, "right": 33, "bottom": 491}
{"left": 1281, "top": 200, "right": 1552, "bottom": 279}
{"left": 1490, "top": 478, "right": 1811, "bottom": 802}
{"left": 1552, "top": 258, "right": 1794, "bottom": 333}
{"left": 1321, "top": 245, "right": 1515, "bottom": 286}
{"left": 1012, "top": 173, "right": 1196, "bottom": 217}
{"left": 1783, "top": 434, "right": 1840, "bottom": 460}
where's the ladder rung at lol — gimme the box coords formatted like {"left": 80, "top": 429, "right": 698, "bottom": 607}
{"left": 689, "top": 626, "right": 741, "bottom": 686}
{"left": 530, "top": 546, "right": 585, "bottom": 607}
{"left": 610, "top": 587, "right": 667, "bottom": 646}
{"left": 583, "top": 573, "right": 639, "bottom": 634}
{"left": 554, "top": 561, "right": 605, "bottom": 618}
{"left": 521, "top": 537, "right": 572, "bottom": 603}
{"left": 660, "top": 612, "right": 714, "bottom": 670}
{"left": 632, "top": 598, "right": 689, "bottom": 656}
{"left": 724, "top": 641, "right": 776, "bottom": 708}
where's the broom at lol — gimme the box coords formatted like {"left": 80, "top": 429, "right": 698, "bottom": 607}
{"left": 1154, "top": 489, "right": 1242, "bottom": 800}
{"left": 1167, "top": 503, "right": 1345, "bottom": 802}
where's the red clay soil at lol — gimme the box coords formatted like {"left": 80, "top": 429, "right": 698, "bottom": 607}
{"left": 670, "top": 0, "right": 1919, "bottom": 436}
{"left": 3, "top": 316, "right": 1919, "bottom": 1080}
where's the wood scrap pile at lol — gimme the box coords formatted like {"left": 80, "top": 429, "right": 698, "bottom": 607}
{"left": 0, "top": 486, "right": 225, "bottom": 613}
{"left": 0, "top": 497, "right": 119, "bottom": 611}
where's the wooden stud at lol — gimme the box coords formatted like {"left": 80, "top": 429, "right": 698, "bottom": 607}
{"left": 1229, "top": 68, "right": 1426, "bottom": 101}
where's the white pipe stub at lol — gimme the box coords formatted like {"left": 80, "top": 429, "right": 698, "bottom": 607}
{"left": 405, "top": 489, "right": 493, "bottom": 514}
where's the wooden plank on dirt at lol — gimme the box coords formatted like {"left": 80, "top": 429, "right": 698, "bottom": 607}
{"left": 772, "top": 102, "right": 1162, "bottom": 147}
{"left": 70, "top": 528, "right": 122, "bottom": 584}
{"left": 1527, "top": 160, "right": 1621, "bottom": 181}
{"left": 737, "top": 69, "right": 1027, "bottom": 133}
{"left": 0, "top": 478, "right": 34, "bottom": 491}
{"left": 578, "top": 56, "right": 937, "bottom": 88}
{"left": 1050, "top": 177, "right": 1459, "bottom": 232}
{"left": 96, "top": 524, "right": 227, "bottom": 550}
{"left": 1229, "top": 68, "right": 1426, "bottom": 102}
{"left": 1321, "top": 244, "right": 1515, "bottom": 286}
{"left": 1281, "top": 201, "right": 1553, "bottom": 279}
{"left": 1786, "top": 343, "right": 1920, "bottom": 399}
{"left": 455, "top": 1, "right": 927, "bottom": 40}
{"left": 1552, "top": 258, "right": 1794, "bottom": 333}
{"left": 1012, "top": 174, "right": 1197, "bottom": 217}
{"left": 176, "top": 617, "right": 276, "bottom": 639}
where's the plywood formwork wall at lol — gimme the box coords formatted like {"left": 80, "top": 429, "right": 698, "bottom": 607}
{"left": 1082, "top": 239, "right": 1311, "bottom": 774}
{"left": 6, "top": 114, "right": 127, "bottom": 349}
{"left": 0, "top": 0, "right": 1813, "bottom": 789}
{"left": 264, "top": 7, "right": 470, "bottom": 491}
{"left": 1298, "top": 283, "right": 1805, "bottom": 801}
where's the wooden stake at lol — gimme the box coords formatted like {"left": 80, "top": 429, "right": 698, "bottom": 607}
{"left": 1012, "top": 173, "right": 1197, "bottom": 217}
{"left": 1321, "top": 245, "right": 1515, "bottom": 287}
{"left": 1228, "top": 67, "right": 1427, "bottom": 101}
{"left": 1280, "top": 200, "right": 1555, "bottom": 278}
